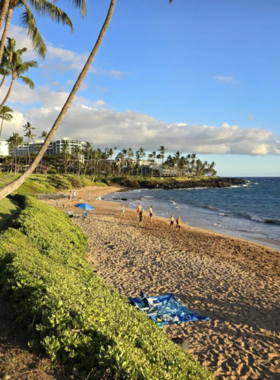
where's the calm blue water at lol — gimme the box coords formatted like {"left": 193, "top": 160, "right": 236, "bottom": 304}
{"left": 104, "top": 178, "right": 280, "bottom": 251}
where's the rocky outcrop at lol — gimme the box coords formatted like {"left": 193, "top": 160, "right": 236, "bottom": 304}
{"left": 119, "top": 177, "right": 246, "bottom": 190}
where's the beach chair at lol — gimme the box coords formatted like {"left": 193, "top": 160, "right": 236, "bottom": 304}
{"left": 135, "top": 291, "right": 162, "bottom": 315}
{"left": 68, "top": 211, "right": 79, "bottom": 218}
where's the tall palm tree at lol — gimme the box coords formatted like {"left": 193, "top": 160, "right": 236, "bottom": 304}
{"left": 62, "top": 139, "right": 70, "bottom": 173}
{"left": 7, "top": 132, "right": 23, "bottom": 173}
{"left": 83, "top": 141, "right": 92, "bottom": 175}
{"left": 0, "top": 0, "right": 83, "bottom": 63}
{"left": 0, "top": 0, "right": 174, "bottom": 199}
{"left": 0, "top": 37, "right": 17, "bottom": 89}
{"left": 23, "top": 122, "right": 35, "bottom": 165}
{"left": 158, "top": 145, "right": 167, "bottom": 175}
{"left": 38, "top": 130, "right": 47, "bottom": 173}
{"left": 0, "top": 46, "right": 37, "bottom": 112}
{"left": 0, "top": 105, "right": 13, "bottom": 139}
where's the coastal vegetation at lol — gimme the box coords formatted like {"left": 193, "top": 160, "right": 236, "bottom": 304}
{"left": 0, "top": 195, "right": 213, "bottom": 379}
{"left": 2, "top": 137, "right": 217, "bottom": 177}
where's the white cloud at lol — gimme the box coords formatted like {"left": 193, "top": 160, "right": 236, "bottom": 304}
{"left": 2, "top": 87, "right": 279, "bottom": 156}
{"left": 215, "top": 76, "right": 238, "bottom": 83}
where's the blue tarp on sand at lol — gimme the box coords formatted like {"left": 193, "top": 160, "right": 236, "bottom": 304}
{"left": 129, "top": 292, "right": 209, "bottom": 326}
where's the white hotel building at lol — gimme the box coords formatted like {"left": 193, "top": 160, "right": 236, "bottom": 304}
{"left": 5, "top": 137, "right": 85, "bottom": 157}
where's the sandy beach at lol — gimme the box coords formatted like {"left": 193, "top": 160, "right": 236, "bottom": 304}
{"left": 45, "top": 186, "right": 280, "bottom": 380}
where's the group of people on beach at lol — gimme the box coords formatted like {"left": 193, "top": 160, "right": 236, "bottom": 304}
{"left": 134, "top": 203, "right": 181, "bottom": 230}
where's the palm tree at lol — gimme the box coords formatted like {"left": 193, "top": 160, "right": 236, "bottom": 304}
{"left": 0, "top": 105, "right": 13, "bottom": 139}
{"left": 39, "top": 130, "right": 47, "bottom": 173}
{"left": 158, "top": 145, "right": 167, "bottom": 175}
{"left": 0, "top": 37, "right": 17, "bottom": 89}
{"left": 23, "top": 122, "right": 36, "bottom": 165}
{"left": 7, "top": 132, "right": 23, "bottom": 173}
{"left": 83, "top": 141, "right": 92, "bottom": 175}
{"left": 0, "top": 0, "right": 83, "bottom": 63}
{"left": 0, "top": 0, "right": 174, "bottom": 199}
{"left": 0, "top": 46, "right": 37, "bottom": 112}
{"left": 62, "top": 140, "right": 70, "bottom": 173}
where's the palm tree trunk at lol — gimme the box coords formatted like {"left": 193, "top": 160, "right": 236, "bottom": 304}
{"left": 0, "top": 118, "right": 4, "bottom": 139}
{"left": 0, "top": 0, "right": 116, "bottom": 199}
{"left": 0, "top": 75, "right": 6, "bottom": 89}
{"left": 0, "top": 77, "right": 15, "bottom": 112}
{"left": 0, "top": 5, "right": 14, "bottom": 64}
{"left": 27, "top": 138, "right": 30, "bottom": 166}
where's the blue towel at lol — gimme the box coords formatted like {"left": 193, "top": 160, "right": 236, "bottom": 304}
{"left": 129, "top": 292, "right": 209, "bottom": 325}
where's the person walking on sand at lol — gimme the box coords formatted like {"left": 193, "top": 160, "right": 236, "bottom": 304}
{"left": 88, "top": 192, "right": 91, "bottom": 201}
{"left": 176, "top": 216, "right": 181, "bottom": 231}
{"left": 73, "top": 190, "right": 76, "bottom": 198}
{"left": 138, "top": 209, "right": 144, "bottom": 226}
{"left": 120, "top": 203, "right": 126, "bottom": 218}
{"left": 170, "top": 215, "right": 175, "bottom": 227}
{"left": 148, "top": 206, "right": 153, "bottom": 223}
{"left": 136, "top": 203, "right": 142, "bottom": 213}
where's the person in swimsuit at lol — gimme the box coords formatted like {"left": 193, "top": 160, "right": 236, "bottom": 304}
{"left": 176, "top": 216, "right": 181, "bottom": 231}
{"left": 136, "top": 203, "right": 142, "bottom": 214}
{"left": 148, "top": 206, "right": 153, "bottom": 223}
{"left": 170, "top": 215, "right": 175, "bottom": 227}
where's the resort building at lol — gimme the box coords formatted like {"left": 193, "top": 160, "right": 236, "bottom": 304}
{"left": 9, "top": 137, "right": 85, "bottom": 156}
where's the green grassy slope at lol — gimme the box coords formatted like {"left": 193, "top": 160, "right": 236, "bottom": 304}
{"left": 0, "top": 198, "right": 21, "bottom": 227}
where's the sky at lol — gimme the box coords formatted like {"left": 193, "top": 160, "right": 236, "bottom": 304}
{"left": 0, "top": 0, "right": 279, "bottom": 176}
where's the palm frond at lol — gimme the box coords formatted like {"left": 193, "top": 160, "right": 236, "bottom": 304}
{"left": 17, "top": 60, "right": 38, "bottom": 74}
{"left": 67, "top": 0, "right": 87, "bottom": 17}
{"left": 0, "top": 105, "right": 13, "bottom": 121}
{"left": 27, "top": 0, "right": 74, "bottom": 31}
{"left": 0, "top": 68, "right": 9, "bottom": 76}
{"left": 20, "top": 1, "right": 47, "bottom": 58}
{"left": 19, "top": 75, "right": 35, "bottom": 89}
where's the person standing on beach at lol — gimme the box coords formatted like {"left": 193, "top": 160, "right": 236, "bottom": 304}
{"left": 120, "top": 203, "right": 126, "bottom": 218}
{"left": 73, "top": 190, "right": 76, "bottom": 198}
{"left": 138, "top": 209, "right": 144, "bottom": 226}
{"left": 148, "top": 206, "right": 153, "bottom": 224}
{"left": 88, "top": 192, "right": 91, "bottom": 201}
{"left": 176, "top": 216, "right": 181, "bottom": 231}
{"left": 170, "top": 215, "right": 175, "bottom": 227}
{"left": 136, "top": 203, "right": 142, "bottom": 213}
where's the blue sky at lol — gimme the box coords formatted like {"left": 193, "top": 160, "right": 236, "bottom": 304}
{"left": 0, "top": 0, "right": 279, "bottom": 176}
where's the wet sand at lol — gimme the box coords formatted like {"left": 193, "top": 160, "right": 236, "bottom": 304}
{"left": 45, "top": 186, "right": 280, "bottom": 380}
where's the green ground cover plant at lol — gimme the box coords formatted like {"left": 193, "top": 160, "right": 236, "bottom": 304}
{"left": 0, "top": 198, "right": 20, "bottom": 227}
{"left": 0, "top": 196, "right": 213, "bottom": 379}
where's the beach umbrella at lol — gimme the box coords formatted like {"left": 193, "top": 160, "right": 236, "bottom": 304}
{"left": 74, "top": 203, "right": 94, "bottom": 210}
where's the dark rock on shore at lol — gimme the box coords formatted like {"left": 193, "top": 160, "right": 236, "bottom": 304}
{"left": 119, "top": 177, "right": 246, "bottom": 190}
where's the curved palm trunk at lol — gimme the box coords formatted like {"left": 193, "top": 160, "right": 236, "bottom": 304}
{"left": 0, "top": 75, "right": 6, "bottom": 89}
{"left": 0, "top": 5, "right": 14, "bottom": 65}
{"left": 0, "top": 0, "right": 116, "bottom": 199}
{"left": 0, "top": 77, "right": 15, "bottom": 112}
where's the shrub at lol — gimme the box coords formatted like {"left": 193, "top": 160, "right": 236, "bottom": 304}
{"left": 0, "top": 196, "right": 213, "bottom": 380}
{"left": 48, "top": 174, "right": 72, "bottom": 190}
{"left": 66, "top": 175, "right": 86, "bottom": 188}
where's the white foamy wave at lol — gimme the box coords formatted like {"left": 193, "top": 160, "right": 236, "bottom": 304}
{"left": 250, "top": 217, "right": 265, "bottom": 223}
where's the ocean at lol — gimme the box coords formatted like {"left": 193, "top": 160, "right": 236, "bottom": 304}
{"left": 103, "top": 177, "right": 280, "bottom": 251}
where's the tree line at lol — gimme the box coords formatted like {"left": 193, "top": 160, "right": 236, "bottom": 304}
{"left": 2, "top": 129, "right": 217, "bottom": 177}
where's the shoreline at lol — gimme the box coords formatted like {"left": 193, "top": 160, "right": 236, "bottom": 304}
{"left": 52, "top": 185, "right": 280, "bottom": 252}
{"left": 43, "top": 185, "right": 280, "bottom": 379}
